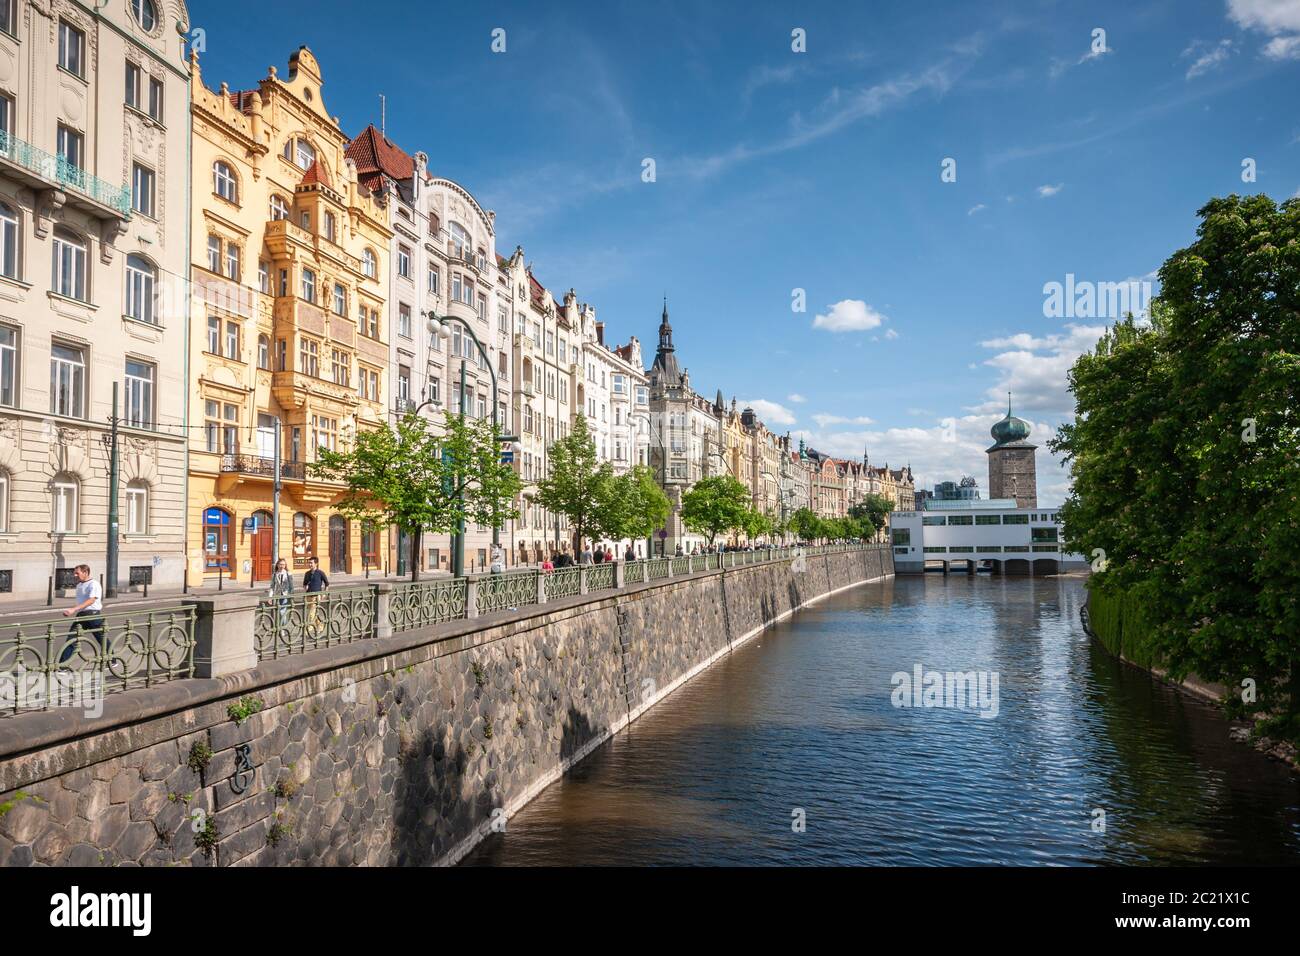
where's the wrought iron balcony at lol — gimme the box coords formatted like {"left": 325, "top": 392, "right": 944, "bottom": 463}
{"left": 0, "top": 130, "right": 132, "bottom": 218}
{"left": 219, "top": 453, "right": 306, "bottom": 481}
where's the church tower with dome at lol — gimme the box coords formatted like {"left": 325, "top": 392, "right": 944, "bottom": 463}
{"left": 986, "top": 394, "right": 1037, "bottom": 508}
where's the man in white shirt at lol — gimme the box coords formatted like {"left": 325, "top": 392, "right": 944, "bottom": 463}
{"left": 60, "top": 564, "right": 105, "bottom": 664}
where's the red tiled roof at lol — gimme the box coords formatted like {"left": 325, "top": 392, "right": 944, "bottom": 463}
{"left": 345, "top": 124, "right": 415, "bottom": 194}
{"left": 299, "top": 159, "right": 332, "bottom": 188}
{"left": 226, "top": 90, "right": 257, "bottom": 114}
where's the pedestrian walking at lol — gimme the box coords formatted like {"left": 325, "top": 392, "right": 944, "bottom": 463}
{"left": 302, "top": 556, "right": 329, "bottom": 634}
{"left": 269, "top": 557, "right": 293, "bottom": 632}
{"left": 60, "top": 564, "right": 104, "bottom": 665}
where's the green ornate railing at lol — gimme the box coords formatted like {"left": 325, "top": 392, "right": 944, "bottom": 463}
{"left": 671, "top": 556, "right": 690, "bottom": 575}
{"left": 624, "top": 560, "right": 646, "bottom": 585}
{"left": 0, "top": 606, "right": 195, "bottom": 716}
{"left": 254, "top": 587, "right": 376, "bottom": 660}
{"left": 646, "top": 558, "right": 670, "bottom": 580}
{"left": 476, "top": 571, "right": 537, "bottom": 615}
{"left": 388, "top": 578, "right": 467, "bottom": 631}
{"left": 545, "top": 567, "right": 582, "bottom": 600}
{"left": 586, "top": 563, "right": 615, "bottom": 591}
{"left": 0, "top": 129, "right": 132, "bottom": 216}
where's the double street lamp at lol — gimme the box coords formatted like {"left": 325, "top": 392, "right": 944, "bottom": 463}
{"left": 418, "top": 311, "right": 520, "bottom": 578}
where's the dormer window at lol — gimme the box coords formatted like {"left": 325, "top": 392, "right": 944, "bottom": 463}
{"left": 283, "top": 137, "right": 316, "bottom": 170}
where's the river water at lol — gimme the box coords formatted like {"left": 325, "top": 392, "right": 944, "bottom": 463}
{"left": 461, "top": 574, "right": 1300, "bottom": 866}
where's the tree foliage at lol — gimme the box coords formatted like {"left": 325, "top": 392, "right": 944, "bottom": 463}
{"left": 849, "top": 494, "right": 895, "bottom": 537}
{"left": 311, "top": 410, "right": 521, "bottom": 580}
{"left": 534, "top": 415, "right": 612, "bottom": 553}
{"left": 680, "top": 475, "right": 750, "bottom": 545}
{"left": 1050, "top": 193, "right": 1300, "bottom": 726}
{"left": 596, "top": 465, "right": 672, "bottom": 544}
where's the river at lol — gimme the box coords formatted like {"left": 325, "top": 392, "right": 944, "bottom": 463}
{"left": 461, "top": 573, "right": 1300, "bottom": 866}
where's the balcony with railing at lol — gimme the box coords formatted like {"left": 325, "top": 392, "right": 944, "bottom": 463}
{"left": 0, "top": 130, "right": 132, "bottom": 219}
{"left": 219, "top": 453, "right": 306, "bottom": 481}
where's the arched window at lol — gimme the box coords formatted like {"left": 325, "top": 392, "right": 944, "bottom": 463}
{"left": 251, "top": 509, "right": 272, "bottom": 528}
{"left": 284, "top": 137, "right": 316, "bottom": 170}
{"left": 0, "top": 202, "right": 17, "bottom": 280}
{"left": 51, "top": 228, "right": 87, "bottom": 300}
{"left": 213, "top": 160, "right": 237, "bottom": 203}
{"left": 269, "top": 194, "right": 289, "bottom": 221}
{"left": 51, "top": 472, "right": 79, "bottom": 534}
{"left": 257, "top": 334, "right": 270, "bottom": 370}
{"left": 203, "top": 506, "right": 232, "bottom": 569}
{"left": 362, "top": 248, "right": 377, "bottom": 279}
{"left": 448, "top": 222, "right": 470, "bottom": 259}
{"left": 125, "top": 479, "right": 148, "bottom": 534}
{"left": 0, "top": 468, "right": 9, "bottom": 533}
{"left": 125, "top": 254, "right": 157, "bottom": 324}
{"left": 131, "top": 0, "right": 157, "bottom": 31}
{"left": 292, "top": 512, "right": 314, "bottom": 567}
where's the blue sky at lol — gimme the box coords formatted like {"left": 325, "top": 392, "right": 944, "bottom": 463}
{"left": 194, "top": 0, "right": 1300, "bottom": 504}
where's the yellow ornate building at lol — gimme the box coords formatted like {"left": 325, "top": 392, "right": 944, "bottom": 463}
{"left": 186, "top": 47, "right": 391, "bottom": 584}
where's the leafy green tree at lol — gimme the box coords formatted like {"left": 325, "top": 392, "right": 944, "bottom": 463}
{"left": 680, "top": 475, "right": 750, "bottom": 546}
{"left": 850, "top": 493, "right": 895, "bottom": 539}
{"left": 312, "top": 410, "right": 521, "bottom": 581}
{"left": 1052, "top": 193, "right": 1300, "bottom": 729}
{"left": 789, "top": 507, "right": 821, "bottom": 543}
{"left": 535, "top": 415, "right": 612, "bottom": 554}
{"left": 739, "top": 507, "right": 773, "bottom": 544}
{"left": 596, "top": 465, "right": 671, "bottom": 547}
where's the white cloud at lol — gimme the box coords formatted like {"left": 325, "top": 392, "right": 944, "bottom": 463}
{"left": 1183, "top": 38, "right": 1236, "bottom": 77}
{"left": 1049, "top": 42, "right": 1115, "bottom": 79}
{"left": 812, "top": 299, "right": 888, "bottom": 332}
{"left": 1227, "top": 0, "right": 1300, "bottom": 59}
{"left": 739, "top": 399, "right": 797, "bottom": 427}
{"left": 787, "top": 393, "right": 807, "bottom": 403}
{"left": 812, "top": 413, "right": 876, "bottom": 428}
{"left": 1036, "top": 183, "right": 1064, "bottom": 197}
{"left": 968, "top": 203, "right": 987, "bottom": 215}
{"left": 884, "top": 328, "right": 900, "bottom": 340}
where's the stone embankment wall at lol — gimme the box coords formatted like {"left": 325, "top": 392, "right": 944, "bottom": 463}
{"left": 0, "top": 548, "right": 891, "bottom": 867}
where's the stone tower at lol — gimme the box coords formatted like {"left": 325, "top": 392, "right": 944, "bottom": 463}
{"left": 986, "top": 394, "right": 1037, "bottom": 508}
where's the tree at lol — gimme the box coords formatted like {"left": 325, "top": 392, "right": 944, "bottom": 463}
{"left": 312, "top": 410, "right": 521, "bottom": 581}
{"left": 850, "top": 493, "right": 895, "bottom": 538}
{"left": 739, "top": 506, "right": 773, "bottom": 545}
{"left": 1051, "top": 193, "right": 1300, "bottom": 730}
{"left": 596, "top": 465, "right": 671, "bottom": 547}
{"left": 680, "top": 475, "right": 750, "bottom": 546}
{"left": 535, "top": 415, "right": 611, "bottom": 555}
{"left": 789, "top": 507, "right": 821, "bottom": 543}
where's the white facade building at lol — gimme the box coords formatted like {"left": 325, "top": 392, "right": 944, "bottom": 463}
{"left": 889, "top": 498, "right": 1085, "bottom": 575}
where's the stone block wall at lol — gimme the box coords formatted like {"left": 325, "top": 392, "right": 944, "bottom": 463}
{"left": 0, "top": 548, "right": 891, "bottom": 867}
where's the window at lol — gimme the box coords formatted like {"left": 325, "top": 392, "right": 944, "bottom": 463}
{"left": 1003, "top": 514, "right": 1029, "bottom": 525}
{"left": 207, "top": 235, "right": 221, "bottom": 272}
{"left": 301, "top": 268, "right": 315, "bottom": 303}
{"left": 398, "top": 303, "right": 411, "bottom": 338}
{"left": 203, "top": 507, "right": 232, "bottom": 568}
{"left": 293, "top": 138, "right": 316, "bottom": 170}
{"left": 975, "top": 514, "right": 1001, "bottom": 526}
{"left": 132, "top": 0, "right": 158, "bottom": 31}
{"left": 224, "top": 243, "right": 240, "bottom": 280}
{"left": 0, "top": 324, "right": 14, "bottom": 407}
{"left": 366, "top": 308, "right": 378, "bottom": 339}
{"left": 224, "top": 321, "right": 239, "bottom": 360}
{"left": 126, "top": 62, "right": 142, "bottom": 111}
{"left": 311, "top": 415, "right": 337, "bottom": 453}
{"left": 299, "top": 338, "right": 319, "bottom": 376}
{"left": 330, "top": 348, "right": 350, "bottom": 387}
{"left": 258, "top": 260, "right": 269, "bottom": 293}
{"left": 1032, "top": 527, "right": 1059, "bottom": 543}
{"left": 58, "top": 21, "right": 85, "bottom": 77}
{"left": 207, "top": 316, "right": 220, "bottom": 353}
{"left": 49, "top": 343, "right": 84, "bottom": 417}
{"left": 333, "top": 282, "right": 345, "bottom": 316}
{"left": 123, "top": 255, "right": 160, "bottom": 325}
{"left": 612, "top": 374, "right": 626, "bottom": 395}
{"left": 257, "top": 335, "right": 270, "bottom": 370}
{"left": 148, "top": 77, "right": 164, "bottom": 121}
{"left": 56, "top": 125, "right": 83, "bottom": 170}
{"left": 0, "top": 202, "right": 17, "bottom": 281}
{"left": 125, "top": 480, "right": 149, "bottom": 534}
{"left": 130, "top": 163, "right": 155, "bottom": 217}
{"left": 947, "top": 514, "right": 973, "bottom": 526}
{"left": 396, "top": 365, "right": 410, "bottom": 403}
{"left": 478, "top": 292, "right": 487, "bottom": 320}
{"left": 0, "top": 469, "right": 7, "bottom": 532}
{"left": 358, "top": 366, "right": 379, "bottom": 402}
{"left": 428, "top": 267, "right": 440, "bottom": 295}
{"left": 323, "top": 211, "right": 336, "bottom": 242}
{"left": 213, "top": 161, "right": 237, "bottom": 202}
{"left": 292, "top": 512, "right": 314, "bottom": 567}
{"left": 397, "top": 245, "right": 411, "bottom": 278}
{"left": 203, "top": 400, "right": 238, "bottom": 453}
{"left": 448, "top": 222, "right": 470, "bottom": 259}
{"left": 362, "top": 248, "right": 377, "bottom": 279}
{"left": 51, "top": 474, "right": 79, "bottom": 534}
{"left": 269, "top": 194, "right": 289, "bottom": 220}
{"left": 635, "top": 386, "right": 649, "bottom": 405}
{"left": 428, "top": 376, "right": 439, "bottom": 404}
{"left": 0, "top": 0, "right": 14, "bottom": 37}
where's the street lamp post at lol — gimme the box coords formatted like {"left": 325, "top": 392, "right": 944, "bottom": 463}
{"left": 422, "top": 312, "right": 520, "bottom": 578}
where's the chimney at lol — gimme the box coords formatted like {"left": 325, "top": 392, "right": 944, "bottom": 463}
{"left": 595, "top": 321, "right": 604, "bottom": 345}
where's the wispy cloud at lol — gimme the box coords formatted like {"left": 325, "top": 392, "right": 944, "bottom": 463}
{"left": 787, "top": 393, "right": 807, "bottom": 403}
{"left": 968, "top": 203, "right": 987, "bottom": 215}
{"left": 1049, "top": 40, "right": 1115, "bottom": 79}
{"left": 813, "top": 413, "right": 875, "bottom": 428}
{"left": 740, "top": 399, "right": 797, "bottom": 426}
{"left": 1036, "top": 183, "right": 1064, "bottom": 197}
{"left": 1183, "top": 38, "right": 1236, "bottom": 78}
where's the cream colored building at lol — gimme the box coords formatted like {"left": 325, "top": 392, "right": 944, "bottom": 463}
{"left": 0, "top": 0, "right": 191, "bottom": 600}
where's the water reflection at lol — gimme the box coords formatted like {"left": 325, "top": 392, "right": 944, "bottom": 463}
{"left": 461, "top": 575, "right": 1300, "bottom": 866}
